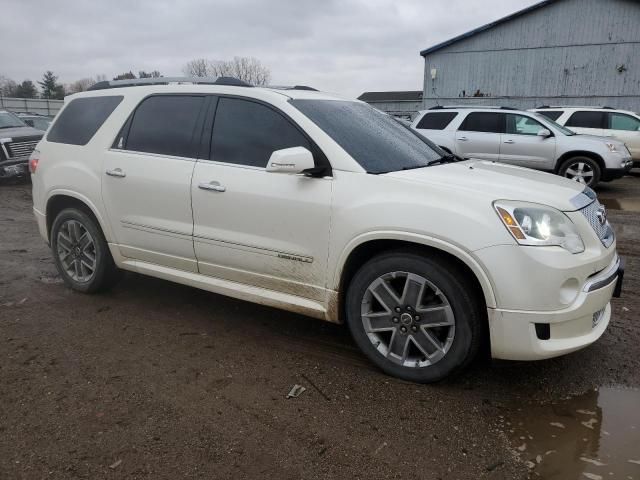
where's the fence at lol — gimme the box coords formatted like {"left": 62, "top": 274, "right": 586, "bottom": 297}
{"left": 0, "top": 97, "right": 64, "bottom": 116}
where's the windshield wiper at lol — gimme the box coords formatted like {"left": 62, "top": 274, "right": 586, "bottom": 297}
{"left": 426, "top": 153, "right": 459, "bottom": 167}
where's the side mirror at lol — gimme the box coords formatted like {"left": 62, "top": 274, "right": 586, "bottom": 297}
{"left": 537, "top": 128, "right": 552, "bottom": 138}
{"left": 266, "top": 147, "right": 315, "bottom": 174}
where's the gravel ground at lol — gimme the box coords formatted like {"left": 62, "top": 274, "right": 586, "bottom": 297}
{"left": 1, "top": 177, "right": 639, "bottom": 480}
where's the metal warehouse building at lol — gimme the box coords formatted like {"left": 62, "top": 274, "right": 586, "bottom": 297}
{"left": 420, "top": 0, "right": 640, "bottom": 112}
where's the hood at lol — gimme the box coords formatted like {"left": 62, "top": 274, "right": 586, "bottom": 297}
{"left": 573, "top": 133, "right": 626, "bottom": 148}
{"left": 386, "top": 160, "right": 586, "bottom": 212}
{"left": 0, "top": 125, "right": 44, "bottom": 140}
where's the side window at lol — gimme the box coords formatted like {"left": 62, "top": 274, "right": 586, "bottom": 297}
{"left": 211, "top": 97, "right": 311, "bottom": 168}
{"left": 566, "top": 111, "right": 605, "bottom": 129}
{"left": 608, "top": 113, "right": 640, "bottom": 132}
{"left": 416, "top": 112, "right": 458, "bottom": 130}
{"left": 536, "top": 110, "right": 563, "bottom": 121}
{"left": 459, "top": 112, "right": 504, "bottom": 133}
{"left": 47, "top": 96, "right": 123, "bottom": 145}
{"left": 506, "top": 114, "right": 547, "bottom": 136}
{"left": 125, "top": 95, "right": 205, "bottom": 157}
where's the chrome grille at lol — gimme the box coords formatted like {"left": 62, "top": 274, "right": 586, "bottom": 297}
{"left": 7, "top": 140, "right": 39, "bottom": 159}
{"left": 580, "top": 200, "right": 614, "bottom": 247}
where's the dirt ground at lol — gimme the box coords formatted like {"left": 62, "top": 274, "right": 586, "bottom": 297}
{"left": 1, "top": 176, "right": 640, "bottom": 480}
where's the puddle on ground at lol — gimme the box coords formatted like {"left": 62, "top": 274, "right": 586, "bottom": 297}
{"left": 600, "top": 197, "right": 640, "bottom": 213}
{"left": 505, "top": 387, "right": 640, "bottom": 479}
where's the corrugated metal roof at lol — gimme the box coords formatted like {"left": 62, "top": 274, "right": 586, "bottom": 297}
{"left": 419, "top": 0, "right": 560, "bottom": 56}
{"left": 357, "top": 91, "right": 423, "bottom": 102}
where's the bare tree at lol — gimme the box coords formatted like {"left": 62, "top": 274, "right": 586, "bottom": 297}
{"left": 67, "top": 77, "right": 96, "bottom": 93}
{"left": 182, "top": 58, "right": 209, "bottom": 77}
{"left": 209, "top": 57, "right": 271, "bottom": 86}
{"left": 182, "top": 56, "right": 271, "bottom": 85}
{"left": 0, "top": 75, "right": 18, "bottom": 96}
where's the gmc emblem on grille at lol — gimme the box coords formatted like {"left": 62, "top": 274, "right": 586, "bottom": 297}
{"left": 596, "top": 205, "right": 607, "bottom": 226}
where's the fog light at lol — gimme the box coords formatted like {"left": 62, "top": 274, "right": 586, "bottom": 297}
{"left": 592, "top": 308, "right": 605, "bottom": 328}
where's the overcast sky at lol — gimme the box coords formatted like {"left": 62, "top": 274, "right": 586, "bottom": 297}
{"left": 2, "top": 0, "right": 539, "bottom": 98}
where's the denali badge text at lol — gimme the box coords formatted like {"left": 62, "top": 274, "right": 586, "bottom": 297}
{"left": 277, "top": 253, "right": 313, "bottom": 263}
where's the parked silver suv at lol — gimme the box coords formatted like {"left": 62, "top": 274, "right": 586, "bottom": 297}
{"left": 412, "top": 106, "right": 633, "bottom": 187}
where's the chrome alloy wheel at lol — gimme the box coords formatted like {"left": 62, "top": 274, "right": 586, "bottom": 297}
{"left": 564, "top": 161, "right": 595, "bottom": 185}
{"left": 56, "top": 219, "right": 97, "bottom": 283}
{"left": 360, "top": 271, "right": 455, "bottom": 367}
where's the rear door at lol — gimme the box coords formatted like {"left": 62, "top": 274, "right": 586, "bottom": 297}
{"left": 455, "top": 112, "right": 503, "bottom": 160}
{"left": 565, "top": 110, "right": 605, "bottom": 136}
{"left": 605, "top": 112, "right": 640, "bottom": 160}
{"left": 190, "top": 96, "right": 332, "bottom": 302}
{"left": 500, "top": 113, "right": 557, "bottom": 169}
{"left": 102, "top": 94, "right": 206, "bottom": 272}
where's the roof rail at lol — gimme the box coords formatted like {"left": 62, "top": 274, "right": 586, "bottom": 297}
{"left": 87, "top": 76, "right": 253, "bottom": 91}
{"left": 536, "top": 105, "right": 618, "bottom": 110}
{"left": 267, "top": 85, "right": 319, "bottom": 91}
{"left": 428, "top": 105, "right": 518, "bottom": 110}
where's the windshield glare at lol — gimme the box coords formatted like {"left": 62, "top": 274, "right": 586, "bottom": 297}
{"left": 0, "top": 111, "right": 27, "bottom": 129}
{"left": 290, "top": 99, "right": 441, "bottom": 173}
{"left": 533, "top": 113, "right": 576, "bottom": 136}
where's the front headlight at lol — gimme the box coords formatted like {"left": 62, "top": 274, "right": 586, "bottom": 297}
{"left": 606, "top": 142, "right": 618, "bottom": 153}
{"left": 494, "top": 201, "right": 585, "bottom": 254}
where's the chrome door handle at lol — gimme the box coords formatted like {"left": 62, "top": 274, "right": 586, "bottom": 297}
{"left": 504, "top": 140, "right": 515, "bottom": 144}
{"left": 198, "top": 181, "right": 226, "bottom": 193}
{"left": 458, "top": 137, "right": 468, "bottom": 141}
{"left": 106, "top": 168, "right": 126, "bottom": 178}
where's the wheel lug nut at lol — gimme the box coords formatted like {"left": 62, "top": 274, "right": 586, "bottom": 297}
{"left": 392, "top": 317, "right": 399, "bottom": 323}
{"left": 414, "top": 315, "right": 420, "bottom": 321}
{"left": 411, "top": 325, "right": 418, "bottom": 332}
{"left": 395, "top": 307, "right": 401, "bottom": 313}
{"left": 400, "top": 326, "right": 407, "bottom": 333}
{"left": 406, "top": 306, "right": 412, "bottom": 311}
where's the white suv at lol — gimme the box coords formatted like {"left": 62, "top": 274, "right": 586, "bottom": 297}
{"left": 531, "top": 106, "right": 640, "bottom": 166}
{"left": 31, "top": 78, "right": 624, "bottom": 383}
{"left": 412, "top": 106, "right": 633, "bottom": 187}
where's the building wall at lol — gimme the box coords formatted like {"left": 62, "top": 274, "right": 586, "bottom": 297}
{"left": 364, "top": 101, "right": 423, "bottom": 119}
{"left": 422, "top": 0, "right": 640, "bottom": 111}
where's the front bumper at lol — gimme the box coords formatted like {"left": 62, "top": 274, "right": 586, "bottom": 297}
{"left": 487, "top": 255, "right": 622, "bottom": 361}
{"left": 0, "top": 157, "right": 29, "bottom": 178}
{"left": 602, "top": 157, "right": 633, "bottom": 181}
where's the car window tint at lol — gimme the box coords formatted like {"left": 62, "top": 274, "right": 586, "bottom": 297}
{"left": 416, "top": 112, "right": 458, "bottom": 130}
{"left": 459, "top": 112, "right": 504, "bottom": 133}
{"left": 609, "top": 113, "right": 640, "bottom": 132}
{"left": 47, "top": 96, "right": 123, "bottom": 145}
{"left": 125, "top": 95, "right": 204, "bottom": 157}
{"left": 566, "top": 111, "right": 605, "bottom": 129}
{"left": 211, "top": 97, "right": 311, "bottom": 168}
{"left": 536, "top": 111, "right": 563, "bottom": 121}
{"left": 506, "top": 114, "right": 547, "bottom": 135}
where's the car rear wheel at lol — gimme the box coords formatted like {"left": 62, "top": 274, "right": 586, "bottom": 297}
{"left": 559, "top": 156, "right": 601, "bottom": 187}
{"left": 51, "top": 208, "right": 121, "bottom": 293}
{"left": 345, "top": 251, "right": 483, "bottom": 383}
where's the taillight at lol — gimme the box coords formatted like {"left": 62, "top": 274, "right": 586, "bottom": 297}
{"left": 29, "top": 150, "right": 39, "bottom": 174}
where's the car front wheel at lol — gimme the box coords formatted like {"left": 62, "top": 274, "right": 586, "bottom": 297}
{"left": 558, "top": 156, "right": 601, "bottom": 187}
{"left": 346, "top": 251, "right": 484, "bottom": 383}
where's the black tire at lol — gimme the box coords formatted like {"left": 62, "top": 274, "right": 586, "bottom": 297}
{"left": 50, "top": 208, "right": 121, "bottom": 293}
{"left": 558, "top": 156, "right": 601, "bottom": 188}
{"left": 345, "top": 251, "right": 483, "bottom": 383}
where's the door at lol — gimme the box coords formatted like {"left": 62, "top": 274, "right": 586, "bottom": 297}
{"left": 606, "top": 112, "right": 640, "bottom": 160}
{"left": 564, "top": 110, "right": 605, "bottom": 137}
{"left": 500, "top": 113, "right": 557, "bottom": 169}
{"left": 191, "top": 97, "right": 332, "bottom": 301}
{"left": 102, "top": 95, "right": 206, "bottom": 272}
{"left": 455, "top": 112, "right": 503, "bottom": 160}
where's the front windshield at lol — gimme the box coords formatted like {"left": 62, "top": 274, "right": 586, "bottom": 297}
{"left": 533, "top": 112, "right": 576, "bottom": 136}
{"left": 290, "top": 99, "right": 441, "bottom": 173}
{"left": 0, "top": 111, "right": 27, "bottom": 129}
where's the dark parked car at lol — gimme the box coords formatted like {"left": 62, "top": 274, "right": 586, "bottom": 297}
{"left": 0, "top": 110, "right": 43, "bottom": 179}
{"left": 17, "top": 113, "right": 52, "bottom": 132}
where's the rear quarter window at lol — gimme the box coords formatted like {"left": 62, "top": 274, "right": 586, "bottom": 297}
{"left": 566, "top": 111, "right": 606, "bottom": 129}
{"left": 47, "top": 96, "right": 123, "bottom": 145}
{"left": 415, "top": 112, "right": 458, "bottom": 130}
